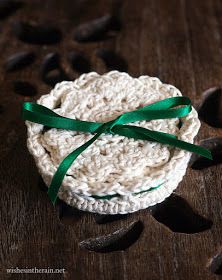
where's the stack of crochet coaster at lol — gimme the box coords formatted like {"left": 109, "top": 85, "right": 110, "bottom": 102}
{"left": 26, "top": 71, "right": 200, "bottom": 214}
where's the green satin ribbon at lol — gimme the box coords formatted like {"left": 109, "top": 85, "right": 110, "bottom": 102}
{"left": 22, "top": 96, "right": 212, "bottom": 204}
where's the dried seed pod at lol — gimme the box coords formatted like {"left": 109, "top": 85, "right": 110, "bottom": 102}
{"left": 0, "top": 0, "right": 23, "bottom": 19}
{"left": 40, "top": 52, "right": 69, "bottom": 86}
{"left": 74, "top": 14, "right": 121, "bottom": 42}
{"left": 149, "top": 194, "right": 212, "bottom": 233}
{"left": 79, "top": 221, "right": 143, "bottom": 253}
{"left": 41, "top": 52, "right": 60, "bottom": 74}
{"left": 198, "top": 87, "right": 222, "bottom": 128}
{"left": 12, "top": 21, "right": 62, "bottom": 45}
{"left": 38, "top": 177, "right": 48, "bottom": 192}
{"left": 5, "top": 51, "right": 35, "bottom": 71}
{"left": 13, "top": 80, "right": 37, "bottom": 96}
{"left": 96, "top": 48, "right": 128, "bottom": 71}
{"left": 68, "top": 51, "right": 91, "bottom": 73}
{"left": 209, "top": 251, "right": 222, "bottom": 275}
{"left": 58, "top": 200, "right": 85, "bottom": 226}
{"left": 189, "top": 137, "right": 222, "bottom": 169}
{"left": 94, "top": 213, "right": 128, "bottom": 224}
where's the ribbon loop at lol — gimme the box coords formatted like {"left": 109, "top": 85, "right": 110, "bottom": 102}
{"left": 22, "top": 96, "right": 212, "bottom": 204}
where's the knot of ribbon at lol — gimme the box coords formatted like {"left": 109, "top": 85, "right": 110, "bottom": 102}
{"left": 22, "top": 96, "right": 212, "bottom": 204}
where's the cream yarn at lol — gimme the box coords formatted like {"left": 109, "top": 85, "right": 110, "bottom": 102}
{"left": 25, "top": 71, "right": 200, "bottom": 214}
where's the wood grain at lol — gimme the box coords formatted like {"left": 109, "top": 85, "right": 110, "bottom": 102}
{"left": 0, "top": 0, "right": 222, "bottom": 279}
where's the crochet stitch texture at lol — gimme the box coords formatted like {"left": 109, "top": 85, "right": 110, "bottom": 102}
{"left": 25, "top": 71, "right": 200, "bottom": 214}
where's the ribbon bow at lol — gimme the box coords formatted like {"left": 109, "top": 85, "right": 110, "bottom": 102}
{"left": 22, "top": 96, "right": 212, "bottom": 204}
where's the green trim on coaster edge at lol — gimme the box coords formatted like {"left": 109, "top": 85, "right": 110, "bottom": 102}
{"left": 91, "top": 183, "right": 163, "bottom": 200}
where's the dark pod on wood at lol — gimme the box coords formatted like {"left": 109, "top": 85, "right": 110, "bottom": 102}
{"left": 5, "top": 51, "right": 35, "bottom": 71}
{"left": 209, "top": 251, "right": 222, "bottom": 275}
{"left": 41, "top": 52, "right": 60, "bottom": 74}
{"left": 149, "top": 194, "right": 212, "bottom": 233}
{"left": 58, "top": 200, "right": 85, "bottom": 226}
{"left": 94, "top": 213, "right": 128, "bottom": 224}
{"left": 12, "top": 21, "right": 62, "bottom": 44}
{"left": 198, "top": 87, "right": 222, "bottom": 128}
{"left": 96, "top": 49, "right": 128, "bottom": 71}
{"left": 68, "top": 51, "right": 91, "bottom": 73}
{"left": 38, "top": 177, "right": 48, "bottom": 192}
{"left": 40, "top": 52, "right": 69, "bottom": 86}
{"left": 13, "top": 80, "right": 37, "bottom": 96}
{"left": 189, "top": 137, "right": 222, "bottom": 169}
{"left": 0, "top": 0, "right": 23, "bottom": 19}
{"left": 80, "top": 221, "right": 143, "bottom": 253}
{"left": 73, "top": 14, "right": 121, "bottom": 42}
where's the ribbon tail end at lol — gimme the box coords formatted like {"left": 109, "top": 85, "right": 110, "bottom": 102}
{"left": 47, "top": 189, "right": 58, "bottom": 205}
{"left": 207, "top": 151, "right": 213, "bottom": 161}
{"left": 201, "top": 149, "right": 213, "bottom": 160}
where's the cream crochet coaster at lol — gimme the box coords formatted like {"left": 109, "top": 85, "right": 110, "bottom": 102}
{"left": 26, "top": 71, "right": 200, "bottom": 214}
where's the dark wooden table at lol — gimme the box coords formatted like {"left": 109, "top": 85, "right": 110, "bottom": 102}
{"left": 1, "top": 0, "right": 222, "bottom": 279}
